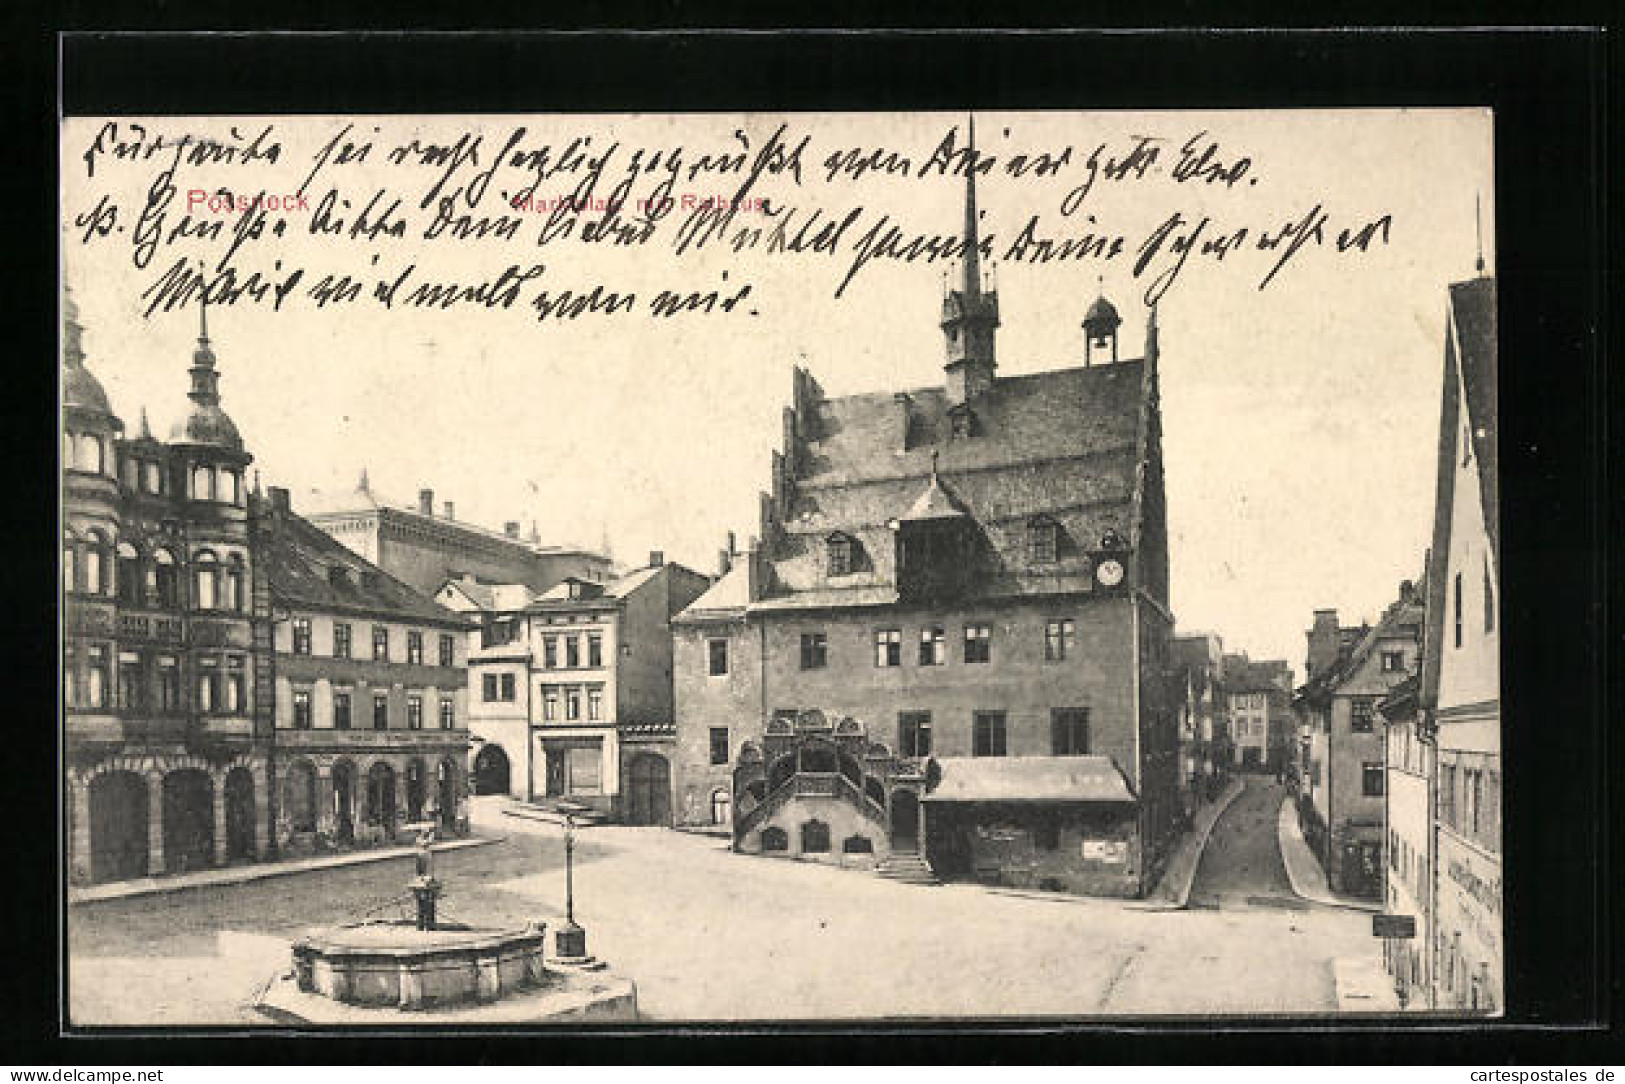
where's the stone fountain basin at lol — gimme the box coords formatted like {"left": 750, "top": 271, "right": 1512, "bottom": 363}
{"left": 292, "top": 921, "right": 547, "bottom": 1009}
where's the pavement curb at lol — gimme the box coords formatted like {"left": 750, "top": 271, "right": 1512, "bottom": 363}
{"left": 68, "top": 835, "right": 504, "bottom": 906}
{"left": 1275, "top": 795, "right": 1379, "bottom": 913}
{"left": 1145, "top": 775, "right": 1246, "bottom": 910}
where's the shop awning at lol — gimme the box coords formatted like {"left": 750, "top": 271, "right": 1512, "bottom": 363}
{"left": 922, "top": 755, "right": 1137, "bottom": 804}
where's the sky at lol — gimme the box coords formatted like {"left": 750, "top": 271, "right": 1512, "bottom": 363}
{"left": 61, "top": 109, "right": 1494, "bottom": 671}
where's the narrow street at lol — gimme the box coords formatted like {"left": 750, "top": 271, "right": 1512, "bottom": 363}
{"left": 69, "top": 787, "right": 1381, "bottom": 1023}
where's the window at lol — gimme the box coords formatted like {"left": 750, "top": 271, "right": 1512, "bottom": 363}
{"left": 1028, "top": 517, "right": 1059, "bottom": 564}
{"left": 963, "top": 623, "right": 991, "bottom": 664}
{"left": 86, "top": 646, "right": 108, "bottom": 708}
{"left": 543, "top": 688, "right": 559, "bottom": 721}
{"left": 482, "top": 673, "right": 499, "bottom": 701}
{"left": 225, "top": 655, "right": 246, "bottom": 712}
{"left": 372, "top": 692, "right": 389, "bottom": 730}
{"left": 373, "top": 625, "right": 389, "bottom": 661}
{"left": 1453, "top": 572, "right": 1463, "bottom": 649}
{"left": 1362, "top": 761, "right": 1385, "bottom": 797}
{"left": 543, "top": 636, "right": 558, "bottom": 669}
{"left": 83, "top": 533, "right": 107, "bottom": 595}
{"left": 156, "top": 656, "right": 179, "bottom": 712}
{"left": 118, "top": 653, "right": 145, "bottom": 711}
{"left": 566, "top": 636, "right": 581, "bottom": 669}
{"left": 407, "top": 631, "right": 424, "bottom": 666}
{"left": 198, "top": 658, "right": 220, "bottom": 712}
{"left": 1381, "top": 650, "right": 1404, "bottom": 672}
{"left": 707, "top": 637, "right": 729, "bottom": 676}
{"left": 499, "top": 673, "right": 515, "bottom": 701}
{"left": 568, "top": 745, "right": 602, "bottom": 794}
{"left": 1351, "top": 697, "right": 1376, "bottom": 733}
{"left": 800, "top": 632, "right": 827, "bottom": 670}
{"left": 826, "top": 534, "right": 853, "bottom": 577}
{"left": 192, "top": 464, "right": 215, "bottom": 501}
{"left": 151, "top": 549, "right": 177, "bottom": 608}
{"left": 293, "top": 689, "right": 312, "bottom": 730}
{"left": 899, "top": 712, "right": 932, "bottom": 757}
{"left": 226, "top": 469, "right": 242, "bottom": 506}
{"left": 919, "top": 627, "right": 946, "bottom": 666}
{"left": 1052, "top": 708, "right": 1090, "bottom": 755}
{"left": 142, "top": 460, "right": 162, "bottom": 494}
{"left": 709, "top": 727, "right": 730, "bottom": 765}
{"left": 439, "top": 696, "right": 455, "bottom": 730}
{"left": 292, "top": 617, "right": 312, "bottom": 656}
{"left": 116, "top": 542, "right": 140, "bottom": 604}
{"left": 195, "top": 552, "right": 218, "bottom": 609}
{"left": 587, "top": 633, "right": 603, "bottom": 668}
{"left": 439, "top": 633, "right": 455, "bottom": 667}
{"left": 62, "top": 534, "right": 76, "bottom": 595}
{"left": 874, "top": 629, "right": 901, "bottom": 667}
{"left": 710, "top": 789, "right": 732, "bottom": 826}
{"left": 973, "top": 712, "right": 1008, "bottom": 757}
{"left": 333, "top": 691, "right": 352, "bottom": 730}
{"left": 225, "top": 557, "right": 245, "bottom": 611}
{"left": 77, "top": 433, "right": 104, "bottom": 473}
{"left": 566, "top": 689, "right": 582, "bottom": 721}
{"left": 1483, "top": 560, "right": 1495, "bottom": 634}
{"left": 407, "top": 694, "right": 423, "bottom": 730}
{"left": 1044, "top": 618, "right": 1076, "bottom": 662}
{"left": 333, "top": 623, "right": 352, "bottom": 659}
{"left": 588, "top": 687, "right": 603, "bottom": 720}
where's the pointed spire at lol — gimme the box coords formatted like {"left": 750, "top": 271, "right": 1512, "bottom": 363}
{"left": 62, "top": 282, "right": 85, "bottom": 367}
{"left": 188, "top": 278, "right": 221, "bottom": 407}
{"left": 137, "top": 406, "right": 154, "bottom": 441}
{"left": 961, "top": 114, "right": 981, "bottom": 299}
{"left": 357, "top": 466, "right": 371, "bottom": 494}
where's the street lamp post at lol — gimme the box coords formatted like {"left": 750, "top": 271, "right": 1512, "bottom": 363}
{"left": 553, "top": 814, "right": 589, "bottom": 962}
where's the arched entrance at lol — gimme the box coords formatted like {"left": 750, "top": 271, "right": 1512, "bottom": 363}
{"left": 625, "top": 753, "right": 671, "bottom": 826}
{"left": 404, "top": 760, "right": 426, "bottom": 823}
{"left": 473, "top": 744, "right": 511, "bottom": 795}
{"left": 710, "top": 788, "right": 731, "bottom": 826}
{"left": 224, "top": 767, "right": 256, "bottom": 861}
{"left": 89, "top": 771, "right": 148, "bottom": 882}
{"left": 890, "top": 788, "right": 920, "bottom": 852}
{"left": 285, "top": 760, "right": 318, "bottom": 833}
{"left": 331, "top": 761, "right": 356, "bottom": 843}
{"left": 162, "top": 769, "right": 214, "bottom": 874}
{"left": 366, "top": 762, "right": 397, "bottom": 836}
{"left": 436, "top": 759, "right": 458, "bottom": 830}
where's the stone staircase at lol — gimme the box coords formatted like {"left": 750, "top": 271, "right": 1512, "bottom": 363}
{"left": 875, "top": 850, "right": 938, "bottom": 886}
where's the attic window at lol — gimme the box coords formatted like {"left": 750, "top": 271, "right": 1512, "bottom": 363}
{"left": 328, "top": 566, "right": 352, "bottom": 589}
{"left": 1027, "top": 516, "right": 1061, "bottom": 565}
{"left": 948, "top": 405, "right": 977, "bottom": 439}
{"left": 826, "top": 533, "right": 856, "bottom": 577}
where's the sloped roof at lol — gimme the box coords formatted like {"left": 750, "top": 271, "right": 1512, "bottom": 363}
{"left": 1451, "top": 277, "right": 1498, "bottom": 561}
{"left": 440, "top": 579, "right": 537, "bottom": 612}
{"left": 674, "top": 561, "right": 753, "bottom": 622}
{"left": 262, "top": 508, "right": 471, "bottom": 627}
{"left": 922, "top": 755, "right": 1137, "bottom": 804}
{"left": 764, "top": 360, "right": 1146, "bottom": 603}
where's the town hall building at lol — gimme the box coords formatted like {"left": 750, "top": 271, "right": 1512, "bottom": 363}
{"left": 674, "top": 132, "right": 1181, "bottom": 897}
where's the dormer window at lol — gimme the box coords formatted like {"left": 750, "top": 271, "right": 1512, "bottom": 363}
{"left": 948, "top": 404, "right": 977, "bottom": 439}
{"left": 328, "top": 566, "right": 352, "bottom": 590}
{"left": 1027, "top": 515, "right": 1061, "bottom": 565}
{"left": 826, "top": 533, "right": 856, "bottom": 577}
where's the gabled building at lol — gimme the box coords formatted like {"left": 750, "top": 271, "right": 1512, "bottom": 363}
{"left": 445, "top": 556, "right": 710, "bottom": 823}
{"left": 1379, "top": 671, "right": 1433, "bottom": 1008}
{"left": 1223, "top": 654, "right": 1294, "bottom": 774}
{"left": 255, "top": 487, "right": 473, "bottom": 852}
{"left": 1420, "top": 274, "right": 1500, "bottom": 1014}
{"left": 1296, "top": 585, "right": 1423, "bottom": 897}
{"left": 63, "top": 294, "right": 273, "bottom": 884}
{"left": 1170, "top": 633, "right": 1230, "bottom": 814}
{"left": 673, "top": 124, "right": 1181, "bottom": 897}
{"left": 306, "top": 476, "right": 614, "bottom": 598}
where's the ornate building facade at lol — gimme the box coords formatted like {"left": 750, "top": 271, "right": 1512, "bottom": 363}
{"left": 673, "top": 129, "right": 1181, "bottom": 897}
{"left": 63, "top": 295, "right": 273, "bottom": 885}
{"left": 256, "top": 488, "right": 473, "bottom": 853}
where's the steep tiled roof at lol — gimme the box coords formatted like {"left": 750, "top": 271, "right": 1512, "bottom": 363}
{"left": 1451, "top": 277, "right": 1498, "bottom": 561}
{"left": 440, "top": 579, "right": 536, "bottom": 612}
{"left": 262, "top": 507, "right": 471, "bottom": 627}
{"left": 765, "top": 360, "right": 1145, "bottom": 602}
{"left": 674, "top": 562, "right": 753, "bottom": 622}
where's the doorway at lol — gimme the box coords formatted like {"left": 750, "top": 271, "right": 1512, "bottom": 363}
{"left": 474, "top": 744, "right": 511, "bottom": 795}
{"left": 224, "top": 767, "right": 256, "bottom": 860}
{"left": 625, "top": 753, "right": 671, "bottom": 826}
{"left": 89, "top": 771, "right": 148, "bottom": 882}
{"left": 891, "top": 789, "right": 920, "bottom": 852}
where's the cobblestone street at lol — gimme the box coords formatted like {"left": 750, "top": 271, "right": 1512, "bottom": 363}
{"left": 69, "top": 787, "right": 1379, "bottom": 1024}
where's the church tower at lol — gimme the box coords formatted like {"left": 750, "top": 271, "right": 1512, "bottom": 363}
{"left": 941, "top": 116, "right": 1000, "bottom": 406}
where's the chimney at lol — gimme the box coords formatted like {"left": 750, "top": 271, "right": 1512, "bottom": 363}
{"left": 648, "top": 550, "right": 664, "bottom": 568}
{"left": 1306, "top": 609, "right": 1341, "bottom": 679}
{"left": 418, "top": 488, "right": 434, "bottom": 516}
{"left": 504, "top": 521, "right": 520, "bottom": 539}
{"left": 1398, "top": 579, "right": 1416, "bottom": 604}
{"left": 268, "top": 486, "right": 291, "bottom": 513}
{"left": 894, "top": 392, "right": 913, "bottom": 453}
{"left": 718, "top": 549, "right": 732, "bottom": 577}
{"left": 443, "top": 500, "right": 455, "bottom": 520}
